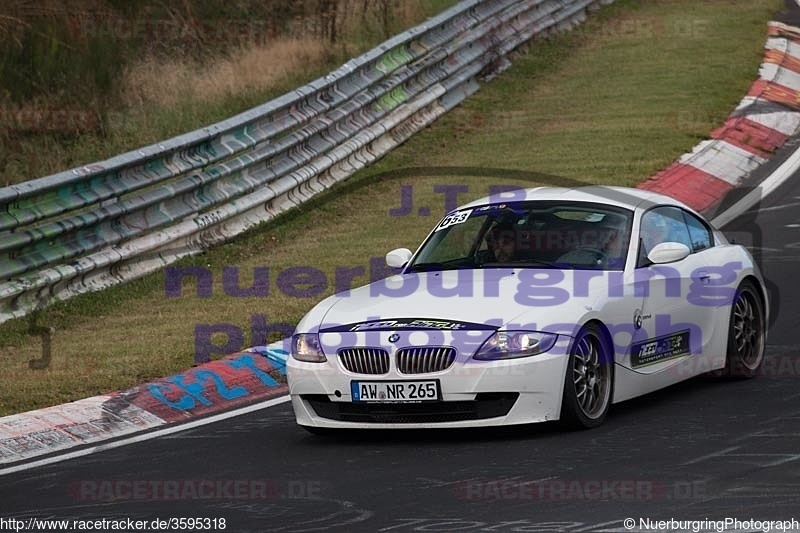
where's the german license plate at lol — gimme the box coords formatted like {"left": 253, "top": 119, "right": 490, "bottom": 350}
{"left": 351, "top": 380, "right": 440, "bottom": 403}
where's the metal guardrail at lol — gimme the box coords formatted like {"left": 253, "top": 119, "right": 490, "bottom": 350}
{"left": 0, "top": 0, "right": 612, "bottom": 323}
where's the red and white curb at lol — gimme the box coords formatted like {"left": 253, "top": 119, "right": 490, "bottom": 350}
{"left": 0, "top": 396, "right": 163, "bottom": 465}
{"left": 0, "top": 343, "right": 288, "bottom": 473}
{"left": 639, "top": 21, "right": 800, "bottom": 213}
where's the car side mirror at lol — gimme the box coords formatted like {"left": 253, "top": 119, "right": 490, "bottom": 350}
{"left": 386, "top": 248, "right": 413, "bottom": 269}
{"left": 647, "top": 242, "right": 691, "bottom": 264}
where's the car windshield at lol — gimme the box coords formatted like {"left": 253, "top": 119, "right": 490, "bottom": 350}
{"left": 407, "top": 201, "right": 633, "bottom": 272}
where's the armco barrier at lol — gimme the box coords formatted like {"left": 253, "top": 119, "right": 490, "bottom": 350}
{"left": 0, "top": 0, "right": 613, "bottom": 324}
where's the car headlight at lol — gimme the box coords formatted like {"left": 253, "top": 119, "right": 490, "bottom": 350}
{"left": 291, "top": 333, "right": 327, "bottom": 363}
{"left": 473, "top": 331, "right": 558, "bottom": 360}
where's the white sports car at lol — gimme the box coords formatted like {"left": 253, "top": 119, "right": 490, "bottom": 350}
{"left": 287, "top": 186, "right": 767, "bottom": 430}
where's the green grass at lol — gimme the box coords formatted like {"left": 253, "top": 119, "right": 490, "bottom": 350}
{"left": 0, "top": 0, "right": 783, "bottom": 416}
{"left": 0, "top": 0, "right": 457, "bottom": 186}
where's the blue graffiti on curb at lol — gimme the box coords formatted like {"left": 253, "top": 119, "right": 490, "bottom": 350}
{"left": 146, "top": 348, "right": 287, "bottom": 412}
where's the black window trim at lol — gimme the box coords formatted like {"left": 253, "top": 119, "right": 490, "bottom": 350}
{"left": 680, "top": 208, "right": 715, "bottom": 253}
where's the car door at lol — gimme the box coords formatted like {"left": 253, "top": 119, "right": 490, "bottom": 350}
{"left": 631, "top": 206, "right": 714, "bottom": 374}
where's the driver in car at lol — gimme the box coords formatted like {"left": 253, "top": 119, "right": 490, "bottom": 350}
{"left": 487, "top": 221, "right": 520, "bottom": 263}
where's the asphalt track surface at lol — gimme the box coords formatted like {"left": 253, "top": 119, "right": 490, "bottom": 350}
{"left": 3, "top": 176, "right": 800, "bottom": 532}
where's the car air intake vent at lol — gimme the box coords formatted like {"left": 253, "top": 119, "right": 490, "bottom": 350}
{"left": 338, "top": 348, "right": 390, "bottom": 375}
{"left": 396, "top": 347, "right": 457, "bottom": 374}
{"left": 303, "top": 393, "right": 519, "bottom": 423}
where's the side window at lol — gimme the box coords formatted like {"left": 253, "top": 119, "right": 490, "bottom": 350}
{"left": 682, "top": 210, "right": 713, "bottom": 252}
{"left": 638, "top": 206, "right": 692, "bottom": 265}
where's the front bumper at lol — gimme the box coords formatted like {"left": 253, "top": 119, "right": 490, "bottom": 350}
{"left": 287, "top": 347, "right": 570, "bottom": 429}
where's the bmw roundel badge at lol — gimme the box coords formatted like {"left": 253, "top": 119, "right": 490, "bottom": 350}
{"left": 633, "top": 309, "right": 643, "bottom": 330}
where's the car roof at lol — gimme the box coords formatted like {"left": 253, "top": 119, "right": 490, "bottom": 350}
{"left": 458, "top": 186, "right": 694, "bottom": 214}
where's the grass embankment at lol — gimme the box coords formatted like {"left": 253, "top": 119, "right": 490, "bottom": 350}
{"left": 0, "top": 0, "right": 782, "bottom": 415}
{"left": 0, "top": 0, "right": 453, "bottom": 185}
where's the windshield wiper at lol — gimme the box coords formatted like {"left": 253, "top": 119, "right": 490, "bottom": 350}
{"left": 481, "top": 259, "right": 558, "bottom": 268}
{"left": 405, "top": 260, "right": 470, "bottom": 272}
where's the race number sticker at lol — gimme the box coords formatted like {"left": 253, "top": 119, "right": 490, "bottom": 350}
{"left": 435, "top": 209, "right": 473, "bottom": 232}
{"left": 631, "top": 330, "right": 690, "bottom": 368}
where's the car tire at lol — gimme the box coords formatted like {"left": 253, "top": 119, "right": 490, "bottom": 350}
{"left": 559, "top": 323, "right": 614, "bottom": 429}
{"left": 719, "top": 279, "right": 766, "bottom": 378}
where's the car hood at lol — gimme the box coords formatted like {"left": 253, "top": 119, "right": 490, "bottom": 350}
{"left": 298, "top": 269, "right": 607, "bottom": 335}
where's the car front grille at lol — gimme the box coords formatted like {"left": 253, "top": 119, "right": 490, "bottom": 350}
{"left": 396, "top": 346, "right": 457, "bottom": 374}
{"left": 303, "top": 393, "right": 519, "bottom": 424}
{"left": 338, "top": 348, "right": 390, "bottom": 375}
